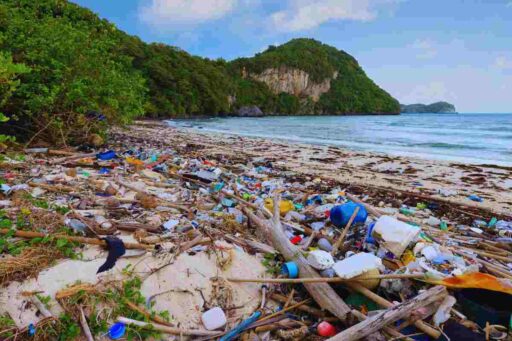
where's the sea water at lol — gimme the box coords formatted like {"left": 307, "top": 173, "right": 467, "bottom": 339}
{"left": 169, "top": 113, "right": 512, "bottom": 166}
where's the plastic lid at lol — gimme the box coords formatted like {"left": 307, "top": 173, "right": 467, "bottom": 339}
{"left": 108, "top": 322, "right": 126, "bottom": 340}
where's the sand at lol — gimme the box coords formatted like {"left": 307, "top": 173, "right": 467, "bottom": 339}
{"left": 128, "top": 121, "right": 512, "bottom": 217}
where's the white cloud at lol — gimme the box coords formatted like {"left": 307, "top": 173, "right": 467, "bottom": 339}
{"left": 507, "top": 1, "right": 512, "bottom": 7}
{"left": 140, "top": 0, "right": 237, "bottom": 27}
{"left": 409, "top": 39, "right": 438, "bottom": 59}
{"left": 495, "top": 56, "right": 512, "bottom": 70}
{"left": 400, "top": 81, "right": 456, "bottom": 104}
{"left": 270, "top": 0, "right": 397, "bottom": 32}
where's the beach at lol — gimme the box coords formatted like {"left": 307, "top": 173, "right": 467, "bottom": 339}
{"left": 132, "top": 121, "right": 512, "bottom": 218}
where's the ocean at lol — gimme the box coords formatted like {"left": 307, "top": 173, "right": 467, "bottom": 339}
{"left": 169, "top": 113, "right": 512, "bottom": 166}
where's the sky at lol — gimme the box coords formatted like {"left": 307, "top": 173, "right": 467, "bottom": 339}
{"left": 72, "top": 0, "right": 512, "bottom": 113}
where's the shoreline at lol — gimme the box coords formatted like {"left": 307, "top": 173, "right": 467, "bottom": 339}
{"left": 131, "top": 121, "right": 512, "bottom": 216}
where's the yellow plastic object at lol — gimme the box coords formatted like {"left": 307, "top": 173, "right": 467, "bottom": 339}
{"left": 353, "top": 268, "right": 381, "bottom": 290}
{"left": 401, "top": 250, "right": 415, "bottom": 266}
{"left": 126, "top": 157, "right": 144, "bottom": 166}
{"left": 264, "top": 199, "right": 294, "bottom": 215}
{"left": 423, "top": 272, "right": 512, "bottom": 295}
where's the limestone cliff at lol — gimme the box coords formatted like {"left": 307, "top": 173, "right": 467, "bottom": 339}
{"left": 245, "top": 67, "right": 338, "bottom": 102}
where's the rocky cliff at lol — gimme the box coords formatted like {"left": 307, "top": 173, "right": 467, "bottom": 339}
{"left": 230, "top": 38, "right": 400, "bottom": 115}
{"left": 246, "top": 67, "right": 338, "bottom": 102}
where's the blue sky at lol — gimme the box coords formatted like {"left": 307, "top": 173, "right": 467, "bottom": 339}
{"left": 72, "top": 0, "right": 512, "bottom": 113}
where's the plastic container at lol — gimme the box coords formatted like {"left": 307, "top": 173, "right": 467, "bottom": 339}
{"left": 97, "top": 150, "right": 117, "bottom": 161}
{"left": 330, "top": 202, "right": 368, "bottom": 228}
{"left": 317, "top": 238, "right": 333, "bottom": 252}
{"left": 108, "top": 322, "right": 126, "bottom": 340}
{"left": 202, "top": 307, "right": 227, "bottom": 330}
{"left": 372, "top": 215, "right": 421, "bottom": 257}
{"left": 281, "top": 261, "right": 299, "bottom": 278}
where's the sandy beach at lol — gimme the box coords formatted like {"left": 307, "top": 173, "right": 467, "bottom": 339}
{"left": 127, "top": 121, "right": 512, "bottom": 219}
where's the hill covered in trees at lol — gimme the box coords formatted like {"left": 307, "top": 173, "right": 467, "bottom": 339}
{"left": 400, "top": 102, "right": 457, "bottom": 113}
{"left": 0, "top": 0, "right": 399, "bottom": 145}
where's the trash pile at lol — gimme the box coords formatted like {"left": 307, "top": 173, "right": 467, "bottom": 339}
{"left": 0, "top": 124, "right": 511, "bottom": 340}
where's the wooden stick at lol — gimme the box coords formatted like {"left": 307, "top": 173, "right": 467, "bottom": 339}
{"left": 122, "top": 298, "right": 173, "bottom": 327}
{"left": 328, "top": 286, "right": 447, "bottom": 341}
{"left": 79, "top": 306, "right": 94, "bottom": 341}
{"left": 346, "top": 283, "right": 441, "bottom": 339}
{"left": 0, "top": 229, "right": 152, "bottom": 250}
{"left": 331, "top": 206, "right": 359, "bottom": 255}
{"left": 258, "top": 298, "right": 311, "bottom": 323}
{"left": 270, "top": 293, "right": 326, "bottom": 318}
{"left": 28, "top": 182, "right": 75, "bottom": 193}
{"left": 243, "top": 198, "right": 351, "bottom": 321}
{"left": 227, "top": 273, "right": 425, "bottom": 284}
{"left": 49, "top": 152, "right": 96, "bottom": 165}
{"left": 116, "top": 317, "right": 221, "bottom": 336}
{"left": 283, "top": 289, "right": 295, "bottom": 309}
{"left": 346, "top": 194, "right": 382, "bottom": 218}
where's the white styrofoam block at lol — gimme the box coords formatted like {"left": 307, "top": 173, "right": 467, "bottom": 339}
{"left": 332, "top": 252, "right": 383, "bottom": 279}
{"left": 201, "top": 307, "right": 227, "bottom": 330}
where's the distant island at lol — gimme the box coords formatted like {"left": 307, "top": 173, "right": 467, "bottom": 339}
{"left": 400, "top": 101, "right": 457, "bottom": 113}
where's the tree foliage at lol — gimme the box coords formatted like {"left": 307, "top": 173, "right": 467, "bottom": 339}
{"left": 0, "top": 1, "right": 400, "bottom": 145}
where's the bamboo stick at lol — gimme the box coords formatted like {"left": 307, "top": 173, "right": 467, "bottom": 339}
{"left": 0, "top": 229, "right": 152, "bottom": 250}
{"left": 270, "top": 293, "right": 326, "bottom": 318}
{"left": 116, "top": 317, "right": 221, "bottom": 336}
{"left": 227, "top": 273, "right": 425, "bottom": 284}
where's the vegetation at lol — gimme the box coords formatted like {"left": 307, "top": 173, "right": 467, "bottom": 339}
{"left": 400, "top": 101, "right": 457, "bottom": 113}
{"left": 231, "top": 39, "right": 400, "bottom": 114}
{"left": 0, "top": 1, "right": 400, "bottom": 146}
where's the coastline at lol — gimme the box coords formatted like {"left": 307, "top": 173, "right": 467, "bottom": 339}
{"left": 130, "top": 121, "right": 512, "bottom": 217}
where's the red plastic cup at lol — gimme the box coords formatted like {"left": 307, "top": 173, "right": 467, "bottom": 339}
{"left": 317, "top": 321, "right": 336, "bottom": 337}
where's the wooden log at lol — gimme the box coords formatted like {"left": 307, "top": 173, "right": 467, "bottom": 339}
{"left": 116, "top": 317, "right": 221, "bottom": 336}
{"left": 243, "top": 196, "right": 351, "bottom": 321}
{"left": 347, "top": 283, "right": 441, "bottom": 339}
{"left": 0, "top": 229, "right": 152, "bottom": 250}
{"left": 328, "top": 286, "right": 447, "bottom": 341}
{"left": 350, "top": 309, "right": 413, "bottom": 341}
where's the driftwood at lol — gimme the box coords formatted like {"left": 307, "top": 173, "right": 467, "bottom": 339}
{"left": 350, "top": 309, "right": 413, "bottom": 341}
{"left": 347, "top": 283, "right": 441, "bottom": 339}
{"left": 243, "top": 195, "right": 351, "bottom": 321}
{"left": 328, "top": 286, "right": 447, "bottom": 341}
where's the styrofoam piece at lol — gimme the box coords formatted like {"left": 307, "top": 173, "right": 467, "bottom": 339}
{"left": 201, "top": 307, "right": 227, "bottom": 330}
{"left": 372, "top": 215, "right": 421, "bottom": 257}
{"left": 332, "top": 252, "right": 383, "bottom": 279}
{"left": 307, "top": 250, "right": 334, "bottom": 270}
